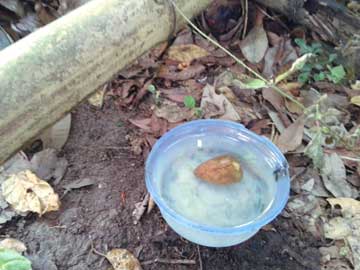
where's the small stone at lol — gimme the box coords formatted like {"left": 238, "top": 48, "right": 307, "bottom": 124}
{"left": 106, "top": 249, "right": 142, "bottom": 270}
{"left": 194, "top": 155, "right": 243, "bottom": 185}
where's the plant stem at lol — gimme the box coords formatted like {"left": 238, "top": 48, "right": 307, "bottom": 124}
{"left": 169, "top": 0, "right": 305, "bottom": 110}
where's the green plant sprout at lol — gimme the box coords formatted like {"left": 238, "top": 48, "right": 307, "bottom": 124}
{"left": 183, "top": 95, "right": 202, "bottom": 118}
{"left": 295, "top": 39, "right": 346, "bottom": 84}
{"left": 304, "top": 95, "right": 360, "bottom": 168}
{"left": 147, "top": 84, "right": 161, "bottom": 106}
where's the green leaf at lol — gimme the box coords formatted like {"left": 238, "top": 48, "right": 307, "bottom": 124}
{"left": 327, "top": 65, "right": 346, "bottom": 83}
{"left": 298, "top": 72, "right": 310, "bottom": 84}
{"left": 294, "top": 38, "right": 310, "bottom": 54}
{"left": 183, "top": 95, "right": 196, "bottom": 109}
{"left": 311, "top": 43, "right": 323, "bottom": 54}
{"left": 194, "top": 108, "right": 203, "bottom": 118}
{"left": 147, "top": 84, "right": 156, "bottom": 94}
{"left": 314, "top": 64, "right": 324, "bottom": 71}
{"left": 328, "top": 53, "right": 337, "bottom": 63}
{"left": 240, "top": 78, "right": 267, "bottom": 89}
{"left": 0, "top": 248, "right": 31, "bottom": 270}
{"left": 302, "top": 63, "right": 313, "bottom": 72}
{"left": 314, "top": 72, "right": 326, "bottom": 81}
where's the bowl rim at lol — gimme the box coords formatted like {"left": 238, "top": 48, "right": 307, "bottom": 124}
{"left": 145, "top": 119, "right": 290, "bottom": 234}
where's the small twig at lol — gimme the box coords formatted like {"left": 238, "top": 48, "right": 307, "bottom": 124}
{"left": 90, "top": 241, "right": 107, "bottom": 258}
{"left": 142, "top": 258, "right": 196, "bottom": 266}
{"left": 290, "top": 167, "right": 307, "bottom": 181}
{"left": 168, "top": 0, "right": 305, "bottom": 110}
{"left": 338, "top": 155, "right": 360, "bottom": 162}
{"left": 197, "top": 245, "right": 203, "bottom": 270}
{"left": 242, "top": 0, "right": 248, "bottom": 39}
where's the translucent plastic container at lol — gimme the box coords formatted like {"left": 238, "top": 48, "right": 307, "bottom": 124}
{"left": 145, "top": 120, "right": 290, "bottom": 247}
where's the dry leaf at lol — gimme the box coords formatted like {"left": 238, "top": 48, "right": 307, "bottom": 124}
{"left": 286, "top": 194, "right": 323, "bottom": 238}
{"left": 154, "top": 100, "right": 192, "bottom": 123}
{"left": 327, "top": 198, "right": 360, "bottom": 216}
{"left": 325, "top": 198, "right": 360, "bottom": 270}
{"left": 132, "top": 193, "right": 149, "bottom": 225}
{"left": 0, "top": 0, "right": 25, "bottom": 17}
{"left": 128, "top": 118, "right": 152, "bottom": 133}
{"left": 240, "top": 25, "right": 268, "bottom": 63}
{"left": 38, "top": 114, "right": 71, "bottom": 150}
{"left": 262, "top": 88, "right": 284, "bottom": 112}
{"left": 88, "top": 86, "right": 106, "bottom": 108}
{"left": 276, "top": 116, "right": 304, "bottom": 153}
{"left": 157, "top": 64, "right": 206, "bottom": 81}
{"left": 200, "top": 84, "right": 240, "bottom": 121}
{"left": 30, "top": 149, "right": 68, "bottom": 184}
{"left": 106, "top": 249, "right": 142, "bottom": 270}
{"left": 321, "top": 260, "right": 352, "bottom": 270}
{"left": 263, "top": 46, "right": 278, "bottom": 78}
{"left": 0, "top": 152, "right": 31, "bottom": 224}
{"left": 194, "top": 155, "right": 243, "bottom": 185}
{"left": 217, "top": 86, "right": 237, "bottom": 102}
{"left": 351, "top": 80, "right": 360, "bottom": 90}
{"left": 285, "top": 99, "right": 303, "bottom": 115}
{"left": 167, "top": 44, "right": 209, "bottom": 63}
{"left": 0, "top": 238, "right": 26, "bottom": 253}
{"left": 1, "top": 170, "right": 60, "bottom": 215}
{"left": 351, "top": 96, "right": 360, "bottom": 107}
{"left": 321, "top": 153, "right": 356, "bottom": 198}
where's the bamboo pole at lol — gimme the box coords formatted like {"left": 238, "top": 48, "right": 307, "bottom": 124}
{"left": 0, "top": 0, "right": 211, "bottom": 164}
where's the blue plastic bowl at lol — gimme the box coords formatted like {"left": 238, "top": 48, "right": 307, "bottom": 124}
{"left": 145, "top": 119, "right": 290, "bottom": 247}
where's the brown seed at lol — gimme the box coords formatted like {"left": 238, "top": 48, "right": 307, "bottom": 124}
{"left": 194, "top": 155, "right": 243, "bottom": 185}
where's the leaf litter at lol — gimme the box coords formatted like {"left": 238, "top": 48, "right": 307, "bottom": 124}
{"left": 2, "top": 1, "right": 360, "bottom": 269}
{"left": 2, "top": 170, "right": 60, "bottom": 216}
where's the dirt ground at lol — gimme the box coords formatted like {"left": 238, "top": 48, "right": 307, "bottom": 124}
{"left": 2, "top": 102, "right": 322, "bottom": 270}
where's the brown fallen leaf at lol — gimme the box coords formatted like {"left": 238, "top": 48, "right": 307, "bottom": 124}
{"left": 321, "top": 153, "right": 356, "bottom": 198}
{"left": 240, "top": 23, "right": 268, "bottom": 63}
{"left": 217, "top": 86, "right": 237, "bottom": 102}
{"left": 155, "top": 100, "right": 193, "bottom": 123}
{"left": 36, "top": 114, "right": 71, "bottom": 150}
{"left": 194, "top": 155, "right": 243, "bottom": 185}
{"left": 106, "top": 249, "right": 142, "bottom": 270}
{"left": 276, "top": 116, "right": 305, "bottom": 153}
{"left": 161, "top": 86, "right": 201, "bottom": 103}
{"left": 157, "top": 64, "right": 206, "bottom": 81}
{"left": 149, "top": 113, "right": 168, "bottom": 137}
{"left": 30, "top": 149, "right": 68, "bottom": 184}
{"left": 0, "top": 238, "right": 27, "bottom": 253}
{"left": 200, "top": 84, "right": 240, "bottom": 121}
{"left": 167, "top": 44, "right": 209, "bottom": 63}
{"left": 128, "top": 118, "right": 152, "bottom": 133}
{"left": 2, "top": 170, "right": 60, "bottom": 215}
{"left": 35, "top": 2, "right": 57, "bottom": 25}
{"left": 262, "top": 88, "right": 284, "bottom": 112}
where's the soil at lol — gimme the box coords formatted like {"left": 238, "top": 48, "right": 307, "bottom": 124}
{"left": 2, "top": 102, "right": 322, "bottom": 270}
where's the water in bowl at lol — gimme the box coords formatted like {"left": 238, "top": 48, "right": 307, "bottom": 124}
{"left": 154, "top": 134, "right": 277, "bottom": 228}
